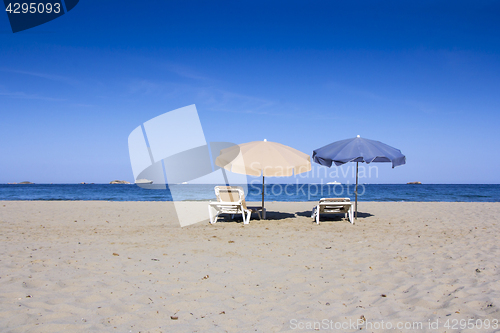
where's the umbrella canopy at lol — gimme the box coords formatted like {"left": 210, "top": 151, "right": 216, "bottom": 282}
{"left": 312, "top": 135, "right": 405, "bottom": 220}
{"left": 312, "top": 136, "right": 406, "bottom": 168}
{"left": 216, "top": 140, "right": 311, "bottom": 218}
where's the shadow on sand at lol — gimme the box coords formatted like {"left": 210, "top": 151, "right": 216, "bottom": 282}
{"left": 352, "top": 211, "right": 374, "bottom": 218}
{"left": 215, "top": 210, "right": 296, "bottom": 223}
{"left": 212, "top": 211, "right": 373, "bottom": 223}
{"left": 262, "top": 211, "right": 296, "bottom": 220}
{"left": 295, "top": 210, "right": 374, "bottom": 221}
{"left": 317, "top": 211, "right": 374, "bottom": 222}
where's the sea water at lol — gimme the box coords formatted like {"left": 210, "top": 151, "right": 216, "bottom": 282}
{"left": 0, "top": 184, "right": 499, "bottom": 202}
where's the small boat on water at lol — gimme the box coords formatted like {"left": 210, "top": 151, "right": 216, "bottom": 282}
{"left": 135, "top": 179, "right": 153, "bottom": 185}
{"left": 327, "top": 181, "right": 341, "bottom": 185}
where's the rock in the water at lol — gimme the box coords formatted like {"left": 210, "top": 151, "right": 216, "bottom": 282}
{"left": 407, "top": 181, "right": 422, "bottom": 184}
{"left": 18, "top": 181, "right": 34, "bottom": 184}
{"left": 109, "top": 180, "right": 130, "bottom": 184}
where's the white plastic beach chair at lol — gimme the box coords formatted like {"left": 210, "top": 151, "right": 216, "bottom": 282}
{"left": 312, "top": 198, "right": 353, "bottom": 224}
{"left": 208, "top": 186, "right": 262, "bottom": 224}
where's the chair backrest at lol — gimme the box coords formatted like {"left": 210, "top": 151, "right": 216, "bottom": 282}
{"left": 319, "top": 198, "right": 350, "bottom": 203}
{"left": 215, "top": 186, "right": 248, "bottom": 209}
{"left": 318, "top": 197, "right": 350, "bottom": 214}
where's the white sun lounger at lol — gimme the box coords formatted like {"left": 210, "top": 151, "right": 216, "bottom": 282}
{"left": 312, "top": 198, "right": 353, "bottom": 224}
{"left": 208, "top": 186, "right": 262, "bottom": 224}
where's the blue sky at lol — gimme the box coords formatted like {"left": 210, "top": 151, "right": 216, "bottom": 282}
{"left": 1, "top": 1, "right": 499, "bottom": 184}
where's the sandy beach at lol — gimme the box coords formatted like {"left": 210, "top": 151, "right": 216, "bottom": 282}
{"left": 0, "top": 201, "right": 499, "bottom": 332}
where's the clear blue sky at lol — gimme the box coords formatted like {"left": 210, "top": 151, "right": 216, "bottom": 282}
{"left": 1, "top": 1, "right": 499, "bottom": 184}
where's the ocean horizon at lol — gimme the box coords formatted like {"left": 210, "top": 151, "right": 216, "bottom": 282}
{"left": 1, "top": 184, "right": 499, "bottom": 202}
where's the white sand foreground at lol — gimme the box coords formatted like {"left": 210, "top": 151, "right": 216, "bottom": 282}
{"left": 0, "top": 201, "right": 499, "bottom": 333}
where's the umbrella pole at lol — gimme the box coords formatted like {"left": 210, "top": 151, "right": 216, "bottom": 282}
{"left": 222, "top": 169, "right": 229, "bottom": 186}
{"left": 355, "top": 162, "right": 358, "bottom": 220}
{"left": 261, "top": 175, "right": 265, "bottom": 219}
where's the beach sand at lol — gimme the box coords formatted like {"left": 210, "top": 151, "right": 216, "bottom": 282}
{"left": 0, "top": 201, "right": 499, "bottom": 332}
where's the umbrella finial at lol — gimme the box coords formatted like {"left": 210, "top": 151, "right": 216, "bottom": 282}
{"left": 357, "top": 135, "right": 360, "bottom": 138}
{"left": 264, "top": 139, "right": 267, "bottom": 142}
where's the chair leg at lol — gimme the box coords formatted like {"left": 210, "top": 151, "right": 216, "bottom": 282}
{"left": 348, "top": 206, "right": 353, "bottom": 224}
{"left": 244, "top": 210, "right": 250, "bottom": 224}
{"left": 208, "top": 205, "right": 214, "bottom": 224}
{"left": 209, "top": 206, "right": 219, "bottom": 224}
{"left": 316, "top": 205, "right": 320, "bottom": 224}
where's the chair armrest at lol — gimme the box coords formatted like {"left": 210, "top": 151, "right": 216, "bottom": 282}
{"left": 210, "top": 201, "right": 243, "bottom": 206}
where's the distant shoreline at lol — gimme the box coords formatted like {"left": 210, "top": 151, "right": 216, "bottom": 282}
{"left": 2, "top": 183, "right": 500, "bottom": 185}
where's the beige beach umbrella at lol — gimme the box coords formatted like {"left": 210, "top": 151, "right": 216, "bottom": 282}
{"left": 215, "top": 139, "right": 311, "bottom": 218}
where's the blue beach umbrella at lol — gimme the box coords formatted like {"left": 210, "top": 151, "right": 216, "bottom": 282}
{"left": 312, "top": 135, "right": 406, "bottom": 219}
